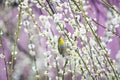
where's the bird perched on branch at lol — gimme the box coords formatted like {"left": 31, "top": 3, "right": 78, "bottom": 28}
{"left": 58, "top": 36, "right": 67, "bottom": 57}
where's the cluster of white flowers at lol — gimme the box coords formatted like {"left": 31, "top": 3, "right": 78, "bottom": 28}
{"left": 102, "top": 6, "right": 120, "bottom": 44}
{"left": 1, "top": 0, "right": 119, "bottom": 80}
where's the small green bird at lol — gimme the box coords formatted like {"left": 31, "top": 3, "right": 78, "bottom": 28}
{"left": 58, "top": 36, "right": 66, "bottom": 57}
{"left": 58, "top": 36, "right": 68, "bottom": 69}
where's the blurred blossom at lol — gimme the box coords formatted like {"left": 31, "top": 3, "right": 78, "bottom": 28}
{"left": 0, "top": 0, "right": 120, "bottom": 80}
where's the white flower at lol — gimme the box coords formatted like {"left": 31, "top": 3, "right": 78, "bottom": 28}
{"left": 63, "top": 2, "right": 69, "bottom": 8}
{"left": 32, "top": 66, "right": 36, "bottom": 72}
{"left": 0, "top": 54, "right": 5, "bottom": 59}
{"left": 64, "top": 9, "right": 68, "bottom": 14}
{"left": 39, "top": 0, "right": 46, "bottom": 3}
{"left": 0, "top": 30, "right": 3, "bottom": 35}
{"left": 29, "top": 50, "right": 36, "bottom": 56}
{"left": 81, "top": 35, "right": 87, "bottom": 42}
{"left": 82, "top": 47, "right": 87, "bottom": 53}
{"left": 35, "top": 75, "right": 40, "bottom": 78}
{"left": 68, "top": 19, "right": 76, "bottom": 26}
{"left": 28, "top": 43, "right": 35, "bottom": 49}
{"left": 21, "top": 12, "right": 29, "bottom": 19}
{"left": 45, "top": 21, "right": 51, "bottom": 29}
{"left": 59, "top": 21, "right": 66, "bottom": 29}
{"left": 99, "top": 50, "right": 106, "bottom": 55}
{"left": 59, "top": 69, "right": 63, "bottom": 74}
{"left": 53, "top": 62, "right": 56, "bottom": 68}
{"left": 24, "top": 28, "right": 28, "bottom": 33}
{"left": 56, "top": 6, "right": 63, "bottom": 12}
{"left": 36, "top": 3, "right": 41, "bottom": 8}
{"left": 89, "top": 38, "right": 96, "bottom": 46}
{"left": 80, "top": 27, "right": 86, "bottom": 35}
{"left": 73, "top": 29, "right": 80, "bottom": 38}
{"left": 31, "top": 0, "right": 37, "bottom": 3}
{"left": 20, "top": 1, "right": 29, "bottom": 9}
{"left": 23, "top": 20, "right": 30, "bottom": 27}
{"left": 39, "top": 15, "right": 48, "bottom": 23}
{"left": 64, "top": 18, "right": 69, "bottom": 22}
{"left": 44, "top": 71, "right": 48, "bottom": 75}
{"left": 11, "top": 51, "right": 18, "bottom": 55}
{"left": 53, "top": 13, "right": 62, "bottom": 22}
{"left": 51, "top": 0, "right": 60, "bottom": 2}
{"left": 83, "top": 5, "right": 91, "bottom": 10}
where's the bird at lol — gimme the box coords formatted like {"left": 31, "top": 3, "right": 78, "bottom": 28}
{"left": 58, "top": 36, "right": 66, "bottom": 57}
